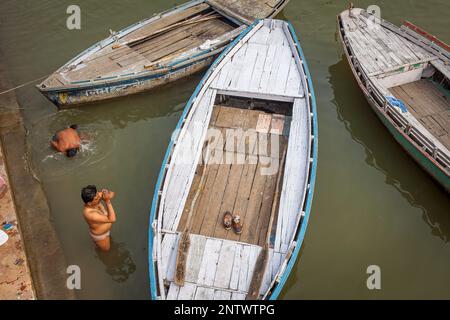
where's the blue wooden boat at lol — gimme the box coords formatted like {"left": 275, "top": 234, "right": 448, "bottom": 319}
{"left": 338, "top": 8, "right": 450, "bottom": 191}
{"left": 148, "top": 19, "right": 317, "bottom": 300}
{"left": 37, "top": 0, "right": 289, "bottom": 108}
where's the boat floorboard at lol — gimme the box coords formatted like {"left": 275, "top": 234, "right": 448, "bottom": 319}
{"left": 177, "top": 104, "right": 289, "bottom": 246}
{"left": 390, "top": 79, "right": 450, "bottom": 150}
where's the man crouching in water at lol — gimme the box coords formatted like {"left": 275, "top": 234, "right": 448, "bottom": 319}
{"left": 51, "top": 124, "right": 81, "bottom": 158}
{"left": 81, "top": 185, "right": 116, "bottom": 252}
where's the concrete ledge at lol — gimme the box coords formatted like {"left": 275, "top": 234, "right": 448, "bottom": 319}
{"left": 0, "top": 55, "right": 76, "bottom": 299}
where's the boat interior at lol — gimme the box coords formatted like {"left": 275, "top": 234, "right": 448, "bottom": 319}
{"left": 41, "top": 2, "right": 240, "bottom": 87}
{"left": 177, "top": 95, "right": 292, "bottom": 247}
{"left": 388, "top": 65, "right": 450, "bottom": 150}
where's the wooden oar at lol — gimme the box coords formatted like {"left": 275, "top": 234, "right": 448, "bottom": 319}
{"left": 174, "top": 144, "right": 211, "bottom": 286}
{"left": 246, "top": 144, "right": 288, "bottom": 300}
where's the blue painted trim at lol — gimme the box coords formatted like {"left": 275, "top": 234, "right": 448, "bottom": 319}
{"left": 45, "top": 56, "right": 213, "bottom": 93}
{"left": 148, "top": 20, "right": 258, "bottom": 300}
{"left": 268, "top": 22, "right": 318, "bottom": 300}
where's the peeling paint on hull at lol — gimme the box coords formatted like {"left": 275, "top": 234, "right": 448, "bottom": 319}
{"left": 41, "top": 56, "right": 215, "bottom": 108}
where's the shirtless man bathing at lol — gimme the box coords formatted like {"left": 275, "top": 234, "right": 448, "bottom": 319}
{"left": 51, "top": 124, "right": 81, "bottom": 158}
{"left": 81, "top": 185, "right": 117, "bottom": 252}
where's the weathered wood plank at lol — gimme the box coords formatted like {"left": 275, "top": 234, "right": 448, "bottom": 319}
{"left": 197, "top": 238, "right": 222, "bottom": 286}
{"left": 185, "top": 235, "right": 207, "bottom": 283}
{"left": 167, "top": 283, "right": 180, "bottom": 300}
{"left": 214, "top": 241, "right": 237, "bottom": 288}
{"left": 178, "top": 282, "right": 197, "bottom": 300}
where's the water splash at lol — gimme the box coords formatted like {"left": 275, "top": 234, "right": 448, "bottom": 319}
{"left": 26, "top": 109, "right": 116, "bottom": 182}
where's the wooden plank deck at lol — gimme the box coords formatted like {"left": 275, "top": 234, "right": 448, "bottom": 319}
{"left": 161, "top": 232, "right": 287, "bottom": 299}
{"left": 390, "top": 79, "right": 450, "bottom": 149}
{"left": 211, "top": 20, "right": 304, "bottom": 100}
{"left": 59, "top": 3, "right": 235, "bottom": 82}
{"left": 340, "top": 8, "right": 435, "bottom": 76}
{"left": 177, "top": 104, "right": 289, "bottom": 246}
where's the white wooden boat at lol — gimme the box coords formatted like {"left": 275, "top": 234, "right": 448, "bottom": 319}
{"left": 36, "top": 0, "right": 289, "bottom": 108}
{"left": 338, "top": 8, "right": 450, "bottom": 191}
{"left": 148, "top": 19, "right": 318, "bottom": 300}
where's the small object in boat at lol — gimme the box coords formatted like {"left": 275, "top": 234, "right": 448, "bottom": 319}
{"left": 14, "top": 258, "right": 24, "bottom": 266}
{"left": 2, "top": 223, "right": 13, "bottom": 231}
{"left": 223, "top": 211, "right": 232, "bottom": 230}
{"left": 0, "top": 230, "right": 8, "bottom": 247}
{"left": 232, "top": 215, "right": 242, "bottom": 235}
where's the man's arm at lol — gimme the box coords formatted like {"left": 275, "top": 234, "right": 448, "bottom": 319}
{"left": 86, "top": 209, "right": 115, "bottom": 224}
{"left": 104, "top": 200, "right": 117, "bottom": 223}
{"left": 51, "top": 140, "right": 59, "bottom": 150}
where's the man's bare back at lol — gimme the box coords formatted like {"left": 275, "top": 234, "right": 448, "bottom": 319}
{"left": 51, "top": 125, "right": 81, "bottom": 157}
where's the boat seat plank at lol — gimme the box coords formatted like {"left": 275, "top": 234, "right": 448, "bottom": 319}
{"left": 195, "top": 287, "right": 216, "bottom": 300}
{"left": 214, "top": 241, "right": 237, "bottom": 288}
{"left": 197, "top": 238, "right": 223, "bottom": 287}
{"left": 214, "top": 290, "right": 232, "bottom": 300}
{"left": 177, "top": 282, "right": 197, "bottom": 300}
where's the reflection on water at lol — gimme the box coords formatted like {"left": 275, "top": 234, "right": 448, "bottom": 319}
{"left": 329, "top": 58, "right": 450, "bottom": 243}
{"left": 96, "top": 241, "right": 136, "bottom": 283}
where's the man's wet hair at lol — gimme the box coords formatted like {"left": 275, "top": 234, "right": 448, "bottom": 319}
{"left": 66, "top": 148, "right": 78, "bottom": 158}
{"left": 70, "top": 124, "right": 78, "bottom": 130}
{"left": 81, "top": 185, "right": 97, "bottom": 204}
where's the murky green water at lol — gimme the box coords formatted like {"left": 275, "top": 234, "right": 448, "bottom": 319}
{"left": 0, "top": 0, "right": 449, "bottom": 299}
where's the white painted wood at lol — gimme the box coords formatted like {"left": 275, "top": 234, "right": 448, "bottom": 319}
{"left": 178, "top": 282, "right": 197, "bottom": 300}
{"left": 160, "top": 233, "right": 178, "bottom": 281}
{"left": 195, "top": 287, "right": 216, "bottom": 300}
{"left": 229, "top": 245, "right": 242, "bottom": 290}
{"left": 197, "top": 239, "right": 222, "bottom": 286}
{"left": 235, "top": 43, "right": 261, "bottom": 91}
{"left": 271, "top": 252, "right": 283, "bottom": 281}
{"left": 231, "top": 292, "right": 246, "bottom": 300}
{"left": 185, "top": 234, "right": 207, "bottom": 283}
{"left": 214, "top": 241, "right": 237, "bottom": 289}
{"left": 340, "top": 8, "right": 437, "bottom": 78}
{"left": 274, "top": 98, "right": 309, "bottom": 253}
{"left": 238, "top": 245, "right": 251, "bottom": 292}
{"left": 167, "top": 283, "right": 180, "bottom": 300}
{"left": 214, "top": 290, "right": 232, "bottom": 300}
{"left": 260, "top": 249, "right": 274, "bottom": 295}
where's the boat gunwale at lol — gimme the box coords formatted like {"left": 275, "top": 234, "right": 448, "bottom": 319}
{"left": 336, "top": 13, "right": 450, "bottom": 186}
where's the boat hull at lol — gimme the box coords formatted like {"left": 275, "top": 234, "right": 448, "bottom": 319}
{"left": 337, "top": 16, "right": 450, "bottom": 192}
{"left": 148, "top": 20, "right": 318, "bottom": 300}
{"left": 39, "top": 55, "right": 215, "bottom": 108}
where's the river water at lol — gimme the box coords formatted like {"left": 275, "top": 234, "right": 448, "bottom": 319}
{"left": 0, "top": 0, "right": 449, "bottom": 299}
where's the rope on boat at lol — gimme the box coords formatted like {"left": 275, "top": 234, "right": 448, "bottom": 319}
{"left": 0, "top": 75, "right": 48, "bottom": 96}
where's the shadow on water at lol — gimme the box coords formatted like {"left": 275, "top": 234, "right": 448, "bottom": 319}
{"left": 329, "top": 57, "right": 450, "bottom": 243}
{"left": 95, "top": 240, "right": 136, "bottom": 283}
